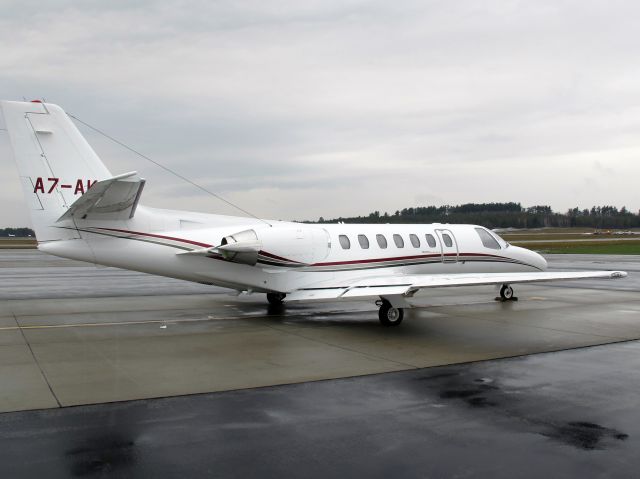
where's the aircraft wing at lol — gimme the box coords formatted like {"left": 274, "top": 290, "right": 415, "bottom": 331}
{"left": 56, "top": 172, "right": 145, "bottom": 222}
{"left": 285, "top": 270, "right": 627, "bottom": 301}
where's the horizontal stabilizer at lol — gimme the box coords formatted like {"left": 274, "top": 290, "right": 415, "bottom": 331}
{"left": 56, "top": 172, "right": 145, "bottom": 222}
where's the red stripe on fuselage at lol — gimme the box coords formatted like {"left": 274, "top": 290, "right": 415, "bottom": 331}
{"left": 258, "top": 250, "right": 303, "bottom": 264}
{"left": 311, "top": 252, "right": 509, "bottom": 267}
{"left": 312, "top": 253, "right": 440, "bottom": 267}
{"left": 88, "top": 228, "right": 523, "bottom": 269}
{"left": 93, "top": 227, "right": 213, "bottom": 248}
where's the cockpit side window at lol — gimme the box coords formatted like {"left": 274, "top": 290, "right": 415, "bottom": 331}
{"left": 475, "top": 228, "right": 501, "bottom": 250}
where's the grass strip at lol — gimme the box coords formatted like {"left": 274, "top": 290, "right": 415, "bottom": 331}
{"left": 511, "top": 240, "right": 640, "bottom": 255}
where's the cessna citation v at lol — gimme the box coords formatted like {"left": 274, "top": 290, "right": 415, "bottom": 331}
{"left": 2, "top": 100, "right": 627, "bottom": 326}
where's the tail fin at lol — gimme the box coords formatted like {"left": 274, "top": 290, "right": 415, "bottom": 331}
{"left": 1, "top": 100, "right": 112, "bottom": 242}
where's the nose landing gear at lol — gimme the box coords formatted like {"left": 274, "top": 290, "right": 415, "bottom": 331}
{"left": 497, "top": 284, "right": 517, "bottom": 301}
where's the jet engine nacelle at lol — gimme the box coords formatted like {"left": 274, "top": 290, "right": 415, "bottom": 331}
{"left": 217, "top": 226, "right": 330, "bottom": 267}
{"left": 217, "top": 229, "right": 262, "bottom": 266}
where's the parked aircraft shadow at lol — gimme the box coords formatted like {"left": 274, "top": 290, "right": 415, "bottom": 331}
{"left": 266, "top": 303, "right": 286, "bottom": 316}
{"left": 260, "top": 303, "right": 424, "bottom": 332}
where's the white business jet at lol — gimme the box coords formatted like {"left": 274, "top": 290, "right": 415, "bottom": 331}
{"left": 1, "top": 100, "right": 627, "bottom": 325}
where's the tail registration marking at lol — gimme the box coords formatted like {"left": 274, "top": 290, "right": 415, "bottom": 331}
{"left": 33, "top": 177, "right": 96, "bottom": 195}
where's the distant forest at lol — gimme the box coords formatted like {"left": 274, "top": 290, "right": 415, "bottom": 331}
{"left": 313, "top": 203, "right": 640, "bottom": 229}
{"left": 0, "top": 227, "right": 34, "bottom": 237}
{"left": 3, "top": 204, "right": 639, "bottom": 236}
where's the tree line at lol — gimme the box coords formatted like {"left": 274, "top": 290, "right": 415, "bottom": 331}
{"left": 313, "top": 203, "right": 640, "bottom": 229}
{"left": 0, "top": 227, "right": 35, "bottom": 237}
{"left": 3, "top": 203, "right": 639, "bottom": 236}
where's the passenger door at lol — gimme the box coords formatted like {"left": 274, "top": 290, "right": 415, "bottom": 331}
{"left": 435, "top": 229, "right": 458, "bottom": 263}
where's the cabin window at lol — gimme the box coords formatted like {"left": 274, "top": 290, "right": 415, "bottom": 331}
{"left": 339, "top": 235, "right": 351, "bottom": 249}
{"left": 409, "top": 234, "right": 420, "bottom": 248}
{"left": 393, "top": 234, "right": 405, "bottom": 248}
{"left": 358, "top": 234, "right": 370, "bottom": 249}
{"left": 425, "top": 233, "right": 437, "bottom": 248}
{"left": 474, "top": 228, "right": 501, "bottom": 250}
{"left": 442, "top": 233, "right": 453, "bottom": 247}
{"left": 376, "top": 234, "right": 388, "bottom": 249}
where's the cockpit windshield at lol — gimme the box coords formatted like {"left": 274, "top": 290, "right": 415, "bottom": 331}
{"left": 475, "top": 227, "right": 509, "bottom": 249}
{"left": 490, "top": 230, "right": 509, "bottom": 248}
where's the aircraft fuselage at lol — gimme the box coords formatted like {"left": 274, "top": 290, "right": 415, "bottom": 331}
{"left": 40, "top": 206, "right": 547, "bottom": 294}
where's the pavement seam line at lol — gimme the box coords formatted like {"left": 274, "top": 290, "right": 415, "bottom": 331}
{"left": 263, "top": 322, "right": 420, "bottom": 369}
{"left": 443, "top": 308, "right": 635, "bottom": 341}
{"left": 12, "top": 313, "right": 62, "bottom": 408}
{"left": 0, "top": 316, "right": 226, "bottom": 331}
{"left": 1, "top": 302, "right": 231, "bottom": 319}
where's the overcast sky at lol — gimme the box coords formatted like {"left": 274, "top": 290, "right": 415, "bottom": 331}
{"left": 1, "top": 0, "right": 639, "bottom": 226}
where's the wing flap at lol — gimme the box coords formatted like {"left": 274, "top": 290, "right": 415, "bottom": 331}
{"left": 285, "top": 288, "right": 348, "bottom": 301}
{"left": 341, "top": 285, "right": 411, "bottom": 299}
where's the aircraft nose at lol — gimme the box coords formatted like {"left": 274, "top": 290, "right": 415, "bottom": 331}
{"left": 533, "top": 250, "right": 548, "bottom": 271}
{"left": 511, "top": 246, "right": 547, "bottom": 271}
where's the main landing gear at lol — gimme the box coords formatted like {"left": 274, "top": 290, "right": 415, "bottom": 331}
{"left": 498, "top": 284, "right": 517, "bottom": 301}
{"left": 377, "top": 299, "right": 404, "bottom": 326}
{"left": 266, "top": 292, "right": 286, "bottom": 305}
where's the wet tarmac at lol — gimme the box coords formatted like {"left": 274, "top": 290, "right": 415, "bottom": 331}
{"left": 0, "top": 250, "right": 638, "bottom": 477}
{"left": 1, "top": 340, "right": 640, "bottom": 478}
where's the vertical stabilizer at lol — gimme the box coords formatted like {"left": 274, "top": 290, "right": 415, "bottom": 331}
{"left": 1, "top": 100, "right": 112, "bottom": 242}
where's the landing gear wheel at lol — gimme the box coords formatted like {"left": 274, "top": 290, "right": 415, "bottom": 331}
{"left": 378, "top": 300, "right": 404, "bottom": 326}
{"left": 499, "top": 284, "right": 514, "bottom": 301}
{"left": 266, "top": 292, "right": 286, "bottom": 305}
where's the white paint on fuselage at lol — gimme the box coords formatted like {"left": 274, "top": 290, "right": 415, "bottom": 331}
{"left": 40, "top": 205, "right": 547, "bottom": 294}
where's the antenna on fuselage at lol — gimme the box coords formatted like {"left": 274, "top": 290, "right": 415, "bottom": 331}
{"left": 67, "top": 112, "right": 272, "bottom": 227}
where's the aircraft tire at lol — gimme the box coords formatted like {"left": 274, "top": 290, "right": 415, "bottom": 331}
{"left": 499, "top": 284, "right": 514, "bottom": 300}
{"left": 266, "top": 292, "right": 286, "bottom": 305}
{"left": 378, "top": 300, "right": 404, "bottom": 326}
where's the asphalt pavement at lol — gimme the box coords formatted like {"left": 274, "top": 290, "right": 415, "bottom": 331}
{"left": 0, "top": 250, "right": 638, "bottom": 477}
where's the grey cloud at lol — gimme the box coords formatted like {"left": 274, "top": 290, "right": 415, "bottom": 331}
{"left": 1, "top": 0, "right": 640, "bottom": 226}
